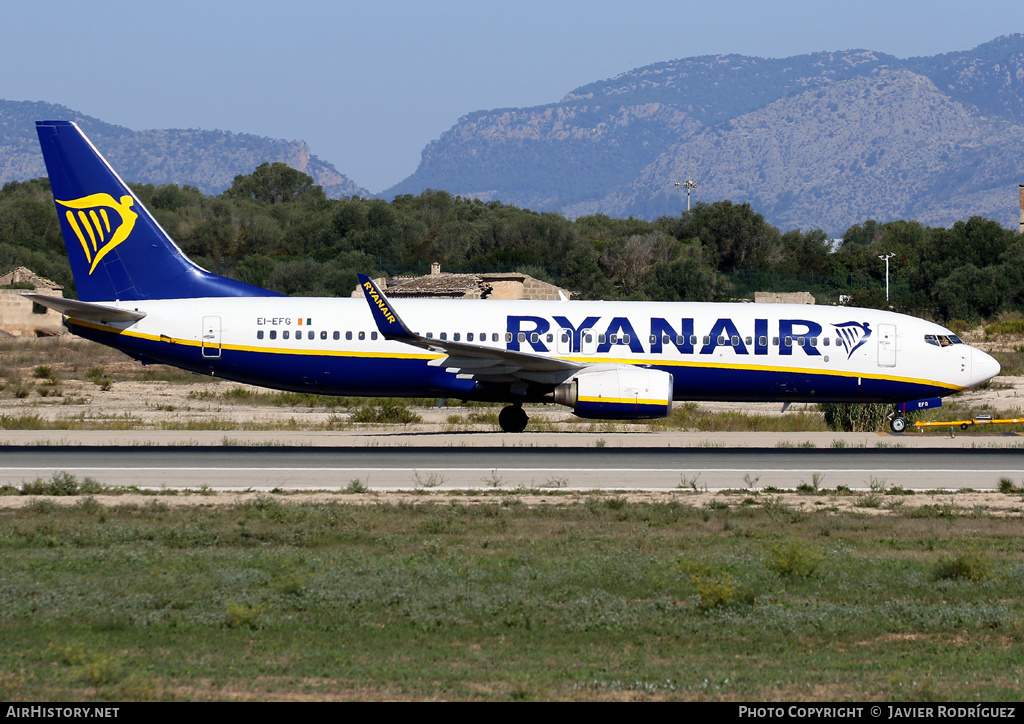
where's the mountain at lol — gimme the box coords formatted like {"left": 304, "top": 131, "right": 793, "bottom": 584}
{"left": 384, "top": 35, "right": 1024, "bottom": 235}
{"left": 0, "top": 100, "right": 370, "bottom": 199}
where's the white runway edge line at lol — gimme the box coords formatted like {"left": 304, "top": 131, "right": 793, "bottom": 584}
{"left": 6, "top": 467, "right": 1024, "bottom": 473}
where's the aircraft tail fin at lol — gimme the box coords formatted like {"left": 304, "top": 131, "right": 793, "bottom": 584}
{"left": 35, "top": 120, "right": 277, "bottom": 301}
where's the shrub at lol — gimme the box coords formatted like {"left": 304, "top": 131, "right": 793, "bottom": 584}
{"left": 931, "top": 550, "right": 992, "bottom": 582}
{"left": 692, "top": 571, "right": 756, "bottom": 611}
{"left": 352, "top": 400, "right": 421, "bottom": 424}
{"left": 766, "top": 539, "right": 822, "bottom": 578}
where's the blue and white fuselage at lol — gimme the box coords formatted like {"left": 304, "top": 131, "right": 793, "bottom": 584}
{"left": 30, "top": 121, "right": 1000, "bottom": 432}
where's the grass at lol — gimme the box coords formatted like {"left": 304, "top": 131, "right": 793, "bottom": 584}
{"left": 0, "top": 492, "right": 1021, "bottom": 701}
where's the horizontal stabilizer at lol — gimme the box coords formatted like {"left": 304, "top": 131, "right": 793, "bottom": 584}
{"left": 22, "top": 293, "right": 146, "bottom": 323}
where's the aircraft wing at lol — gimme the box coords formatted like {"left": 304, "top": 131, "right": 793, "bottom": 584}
{"left": 21, "top": 293, "right": 147, "bottom": 323}
{"left": 356, "top": 274, "right": 583, "bottom": 385}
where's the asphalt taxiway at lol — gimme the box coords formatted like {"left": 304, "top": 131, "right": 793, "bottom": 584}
{"left": 2, "top": 430, "right": 1022, "bottom": 490}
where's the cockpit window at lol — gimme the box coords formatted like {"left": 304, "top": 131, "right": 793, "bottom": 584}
{"left": 926, "top": 334, "right": 962, "bottom": 347}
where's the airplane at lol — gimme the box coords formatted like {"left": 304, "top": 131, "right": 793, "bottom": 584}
{"left": 27, "top": 120, "right": 1001, "bottom": 434}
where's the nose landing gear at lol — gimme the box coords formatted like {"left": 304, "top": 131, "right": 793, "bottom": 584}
{"left": 888, "top": 414, "right": 908, "bottom": 434}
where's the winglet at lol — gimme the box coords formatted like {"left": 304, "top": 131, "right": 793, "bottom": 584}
{"left": 357, "top": 274, "right": 417, "bottom": 341}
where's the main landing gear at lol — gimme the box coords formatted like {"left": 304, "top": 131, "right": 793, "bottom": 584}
{"left": 498, "top": 404, "right": 529, "bottom": 433}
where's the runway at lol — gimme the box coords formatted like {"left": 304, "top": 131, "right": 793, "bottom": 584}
{"left": 3, "top": 444, "right": 1023, "bottom": 490}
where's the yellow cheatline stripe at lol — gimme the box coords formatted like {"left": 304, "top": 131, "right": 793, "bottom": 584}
{"left": 570, "top": 354, "right": 965, "bottom": 392}
{"left": 579, "top": 396, "right": 668, "bottom": 406}
{"left": 67, "top": 318, "right": 965, "bottom": 391}
{"left": 69, "top": 319, "right": 438, "bottom": 361}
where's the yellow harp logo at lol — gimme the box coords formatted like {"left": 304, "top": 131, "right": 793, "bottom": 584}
{"left": 57, "top": 194, "right": 138, "bottom": 275}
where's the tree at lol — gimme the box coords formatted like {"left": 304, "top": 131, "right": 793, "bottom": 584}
{"left": 222, "top": 162, "right": 326, "bottom": 205}
{"left": 660, "top": 201, "right": 782, "bottom": 271}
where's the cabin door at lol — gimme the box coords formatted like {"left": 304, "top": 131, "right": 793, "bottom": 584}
{"left": 877, "top": 323, "right": 896, "bottom": 367}
{"left": 556, "top": 329, "right": 572, "bottom": 355}
{"left": 202, "top": 315, "right": 222, "bottom": 359}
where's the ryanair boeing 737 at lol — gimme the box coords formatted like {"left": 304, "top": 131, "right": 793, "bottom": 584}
{"left": 28, "top": 121, "right": 1000, "bottom": 433}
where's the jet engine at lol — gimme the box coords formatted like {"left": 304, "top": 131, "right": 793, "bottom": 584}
{"left": 553, "top": 367, "right": 673, "bottom": 419}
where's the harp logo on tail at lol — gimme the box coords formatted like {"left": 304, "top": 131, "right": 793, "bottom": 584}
{"left": 833, "top": 321, "right": 872, "bottom": 359}
{"left": 56, "top": 194, "right": 138, "bottom": 274}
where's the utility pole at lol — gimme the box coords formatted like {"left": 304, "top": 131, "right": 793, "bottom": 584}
{"left": 674, "top": 178, "right": 698, "bottom": 212}
{"left": 878, "top": 252, "right": 895, "bottom": 303}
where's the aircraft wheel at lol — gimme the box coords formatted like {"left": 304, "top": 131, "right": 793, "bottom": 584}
{"left": 889, "top": 415, "right": 907, "bottom": 434}
{"left": 498, "top": 404, "right": 529, "bottom": 433}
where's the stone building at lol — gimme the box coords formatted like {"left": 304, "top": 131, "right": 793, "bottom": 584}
{"left": 754, "top": 291, "right": 815, "bottom": 305}
{"left": 353, "top": 264, "right": 570, "bottom": 301}
{"left": 0, "top": 267, "right": 65, "bottom": 337}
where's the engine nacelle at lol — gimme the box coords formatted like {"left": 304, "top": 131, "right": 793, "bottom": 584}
{"left": 554, "top": 367, "right": 674, "bottom": 419}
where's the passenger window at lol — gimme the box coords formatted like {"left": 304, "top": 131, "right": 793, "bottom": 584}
{"left": 822, "top": 338, "right": 829, "bottom": 347}
{"left": 703, "top": 336, "right": 711, "bottom": 346}
{"left": 773, "top": 337, "right": 780, "bottom": 346}
{"left": 785, "top": 336, "right": 793, "bottom": 347}
{"left": 283, "top": 331, "right": 290, "bottom": 340}
{"left": 320, "top": 331, "right": 327, "bottom": 340}
{"left": 609, "top": 334, "right": 619, "bottom": 344}
{"left": 371, "top": 332, "right": 378, "bottom": 340}
{"left": 453, "top": 332, "right": 460, "bottom": 341}
{"left": 425, "top": 332, "right": 433, "bottom": 339}
{"left": 584, "top": 334, "right": 593, "bottom": 344}
{"left": 270, "top": 330, "right": 277, "bottom": 340}
{"left": 731, "top": 335, "right": 740, "bottom": 346}
{"left": 333, "top": 331, "right": 340, "bottom": 340}
{"left": 530, "top": 332, "right": 539, "bottom": 343}
{"left": 467, "top": 333, "right": 474, "bottom": 342}
{"left": 758, "top": 336, "right": 767, "bottom": 346}
{"left": 690, "top": 335, "right": 698, "bottom": 346}
{"left": 506, "top": 332, "right": 513, "bottom": 343}
{"left": 308, "top": 331, "right": 315, "bottom": 340}
{"left": 675, "top": 335, "right": 684, "bottom": 345}
{"left": 257, "top": 330, "right": 264, "bottom": 340}
{"left": 623, "top": 334, "right": 631, "bottom": 344}
{"left": 562, "top": 333, "right": 570, "bottom": 343}
{"left": 598, "top": 334, "right": 606, "bottom": 344}
{"left": 745, "top": 336, "right": 751, "bottom": 345}
{"left": 718, "top": 335, "right": 726, "bottom": 345}
{"left": 518, "top": 332, "right": 526, "bottom": 343}
{"left": 546, "top": 333, "right": 553, "bottom": 343}
{"left": 346, "top": 331, "right": 353, "bottom": 340}
{"left": 810, "top": 337, "right": 817, "bottom": 346}
{"left": 359, "top": 331, "right": 365, "bottom": 340}
{"left": 494, "top": 333, "right": 500, "bottom": 342}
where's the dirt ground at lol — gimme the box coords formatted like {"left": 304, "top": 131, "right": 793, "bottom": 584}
{"left": 1, "top": 488, "right": 1021, "bottom": 518}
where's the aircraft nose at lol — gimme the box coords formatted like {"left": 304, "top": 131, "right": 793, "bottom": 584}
{"left": 970, "top": 347, "right": 1001, "bottom": 387}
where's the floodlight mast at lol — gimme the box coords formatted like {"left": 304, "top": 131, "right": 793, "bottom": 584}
{"left": 674, "top": 178, "right": 698, "bottom": 212}
{"left": 878, "top": 252, "right": 895, "bottom": 303}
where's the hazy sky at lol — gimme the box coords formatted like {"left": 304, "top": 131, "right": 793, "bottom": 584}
{"left": 5, "top": 0, "right": 1022, "bottom": 192}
